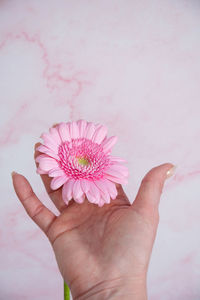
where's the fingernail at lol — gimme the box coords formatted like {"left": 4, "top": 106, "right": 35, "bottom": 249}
{"left": 166, "top": 165, "right": 177, "bottom": 179}
{"left": 11, "top": 171, "right": 18, "bottom": 177}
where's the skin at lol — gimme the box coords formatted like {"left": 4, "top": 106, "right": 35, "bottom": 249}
{"left": 11, "top": 143, "right": 174, "bottom": 300}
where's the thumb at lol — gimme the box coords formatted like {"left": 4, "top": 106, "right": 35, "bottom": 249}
{"left": 132, "top": 163, "right": 176, "bottom": 220}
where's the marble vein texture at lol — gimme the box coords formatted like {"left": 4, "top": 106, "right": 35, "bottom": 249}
{"left": 0, "top": 0, "right": 200, "bottom": 299}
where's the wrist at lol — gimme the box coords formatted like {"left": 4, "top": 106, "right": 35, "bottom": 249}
{"left": 73, "top": 276, "right": 147, "bottom": 300}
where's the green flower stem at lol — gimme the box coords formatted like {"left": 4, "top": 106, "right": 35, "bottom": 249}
{"left": 64, "top": 281, "right": 70, "bottom": 300}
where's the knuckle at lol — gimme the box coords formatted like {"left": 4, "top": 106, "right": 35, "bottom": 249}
{"left": 141, "top": 176, "right": 150, "bottom": 184}
{"left": 31, "top": 204, "right": 44, "bottom": 219}
{"left": 23, "top": 189, "right": 35, "bottom": 203}
{"left": 141, "top": 176, "right": 154, "bottom": 187}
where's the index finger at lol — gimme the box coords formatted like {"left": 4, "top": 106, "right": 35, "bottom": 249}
{"left": 11, "top": 172, "right": 57, "bottom": 237}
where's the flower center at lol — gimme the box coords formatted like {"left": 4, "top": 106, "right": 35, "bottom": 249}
{"left": 77, "top": 157, "right": 90, "bottom": 166}
{"left": 58, "top": 138, "right": 111, "bottom": 180}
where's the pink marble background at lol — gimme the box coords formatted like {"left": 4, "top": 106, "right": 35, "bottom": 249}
{"left": 1, "top": 0, "right": 200, "bottom": 299}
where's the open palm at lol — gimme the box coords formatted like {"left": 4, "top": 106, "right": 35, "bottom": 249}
{"left": 12, "top": 144, "right": 174, "bottom": 299}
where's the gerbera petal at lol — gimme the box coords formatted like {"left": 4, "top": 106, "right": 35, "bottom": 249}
{"left": 89, "top": 181, "right": 100, "bottom": 203}
{"left": 49, "top": 127, "right": 62, "bottom": 145}
{"left": 75, "top": 194, "right": 85, "bottom": 204}
{"left": 69, "top": 121, "right": 79, "bottom": 139}
{"left": 44, "top": 140, "right": 58, "bottom": 153}
{"left": 103, "top": 178, "right": 118, "bottom": 199}
{"left": 85, "top": 122, "right": 96, "bottom": 140}
{"left": 48, "top": 168, "right": 66, "bottom": 177}
{"left": 36, "top": 167, "right": 47, "bottom": 175}
{"left": 80, "top": 179, "right": 90, "bottom": 193}
{"left": 73, "top": 179, "right": 84, "bottom": 199}
{"left": 62, "top": 182, "right": 71, "bottom": 204}
{"left": 102, "top": 136, "right": 118, "bottom": 153}
{"left": 104, "top": 167, "right": 125, "bottom": 178}
{"left": 35, "top": 154, "right": 47, "bottom": 163}
{"left": 58, "top": 122, "right": 71, "bottom": 143}
{"left": 93, "top": 179, "right": 107, "bottom": 193}
{"left": 106, "top": 164, "right": 129, "bottom": 177}
{"left": 86, "top": 191, "right": 97, "bottom": 204}
{"left": 77, "top": 119, "right": 88, "bottom": 138}
{"left": 50, "top": 175, "right": 69, "bottom": 190}
{"left": 41, "top": 132, "right": 59, "bottom": 153}
{"left": 110, "top": 156, "right": 127, "bottom": 163}
{"left": 62, "top": 179, "right": 75, "bottom": 203}
{"left": 36, "top": 145, "right": 48, "bottom": 153}
{"left": 36, "top": 145, "right": 60, "bottom": 160}
{"left": 92, "top": 125, "right": 108, "bottom": 144}
{"left": 41, "top": 132, "right": 58, "bottom": 145}
{"left": 98, "top": 197, "right": 106, "bottom": 207}
{"left": 94, "top": 180, "right": 111, "bottom": 203}
{"left": 100, "top": 189, "right": 111, "bottom": 204}
{"left": 39, "top": 157, "right": 59, "bottom": 172}
{"left": 104, "top": 174, "right": 128, "bottom": 185}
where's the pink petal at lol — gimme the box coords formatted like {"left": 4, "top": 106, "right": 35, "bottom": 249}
{"left": 73, "top": 179, "right": 84, "bottom": 199}
{"left": 48, "top": 168, "right": 66, "bottom": 177}
{"left": 41, "top": 132, "right": 57, "bottom": 145}
{"left": 50, "top": 175, "right": 69, "bottom": 190}
{"left": 102, "top": 136, "right": 118, "bottom": 153}
{"left": 85, "top": 122, "right": 96, "bottom": 140}
{"left": 36, "top": 145, "right": 48, "bottom": 153}
{"left": 104, "top": 167, "right": 124, "bottom": 178}
{"left": 35, "top": 154, "right": 47, "bottom": 163}
{"left": 39, "top": 157, "right": 59, "bottom": 172}
{"left": 103, "top": 179, "right": 118, "bottom": 199}
{"left": 62, "top": 178, "right": 75, "bottom": 201}
{"left": 104, "top": 174, "right": 128, "bottom": 185}
{"left": 93, "top": 179, "right": 107, "bottom": 191}
{"left": 36, "top": 145, "right": 60, "bottom": 160}
{"left": 77, "top": 119, "right": 88, "bottom": 138}
{"left": 75, "top": 194, "right": 85, "bottom": 204}
{"left": 110, "top": 156, "right": 127, "bottom": 163}
{"left": 36, "top": 167, "right": 47, "bottom": 175}
{"left": 89, "top": 181, "right": 100, "bottom": 203}
{"left": 86, "top": 191, "right": 97, "bottom": 204}
{"left": 92, "top": 125, "right": 108, "bottom": 144}
{"left": 49, "top": 127, "right": 62, "bottom": 144}
{"left": 41, "top": 132, "right": 59, "bottom": 153}
{"left": 44, "top": 141, "right": 59, "bottom": 153}
{"left": 58, "top": 122, "right": 71, "bottom": 142}
{"left": 69, "top": 121, "right": 79, "bottom": 139}
{"left": 98, "top": 197, "right": 105, "bottom": 207}
{"left": 94, "top": 179, "right": 111, "bottom": 202}
{"left": 80, "top": 179, "right": 90, "bottom": 193}
{"left": 106, "top": 165, "right": 129, "bottom": 177}
{"left": 100, "top": 189, "right": 111, "bottom": 204}
{"left": 62, "top": 184, "right": 69, "bottom": 205}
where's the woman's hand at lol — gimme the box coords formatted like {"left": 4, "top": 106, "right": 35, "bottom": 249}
{"left": 11, "top": 144, "right": 175, "bottom": 300}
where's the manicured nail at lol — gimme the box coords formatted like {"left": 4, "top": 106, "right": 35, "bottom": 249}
{"left": 11, "top": 171, "right": 18, "bottom": 177}
{"left": 166, "top": 165, "right": 177, "bottom": 179}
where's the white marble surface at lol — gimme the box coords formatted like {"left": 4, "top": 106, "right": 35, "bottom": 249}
{"left": 0, "top": 1, "right": 200, "bottom": 299}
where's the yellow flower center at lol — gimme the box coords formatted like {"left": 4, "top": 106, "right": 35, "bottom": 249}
{"left": 77, "top": 157, "right": 90, "bottom": 166}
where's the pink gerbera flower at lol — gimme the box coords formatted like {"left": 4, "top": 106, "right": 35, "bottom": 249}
{"left": 35, "top": 120, "right": 129, "bottom": 207}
